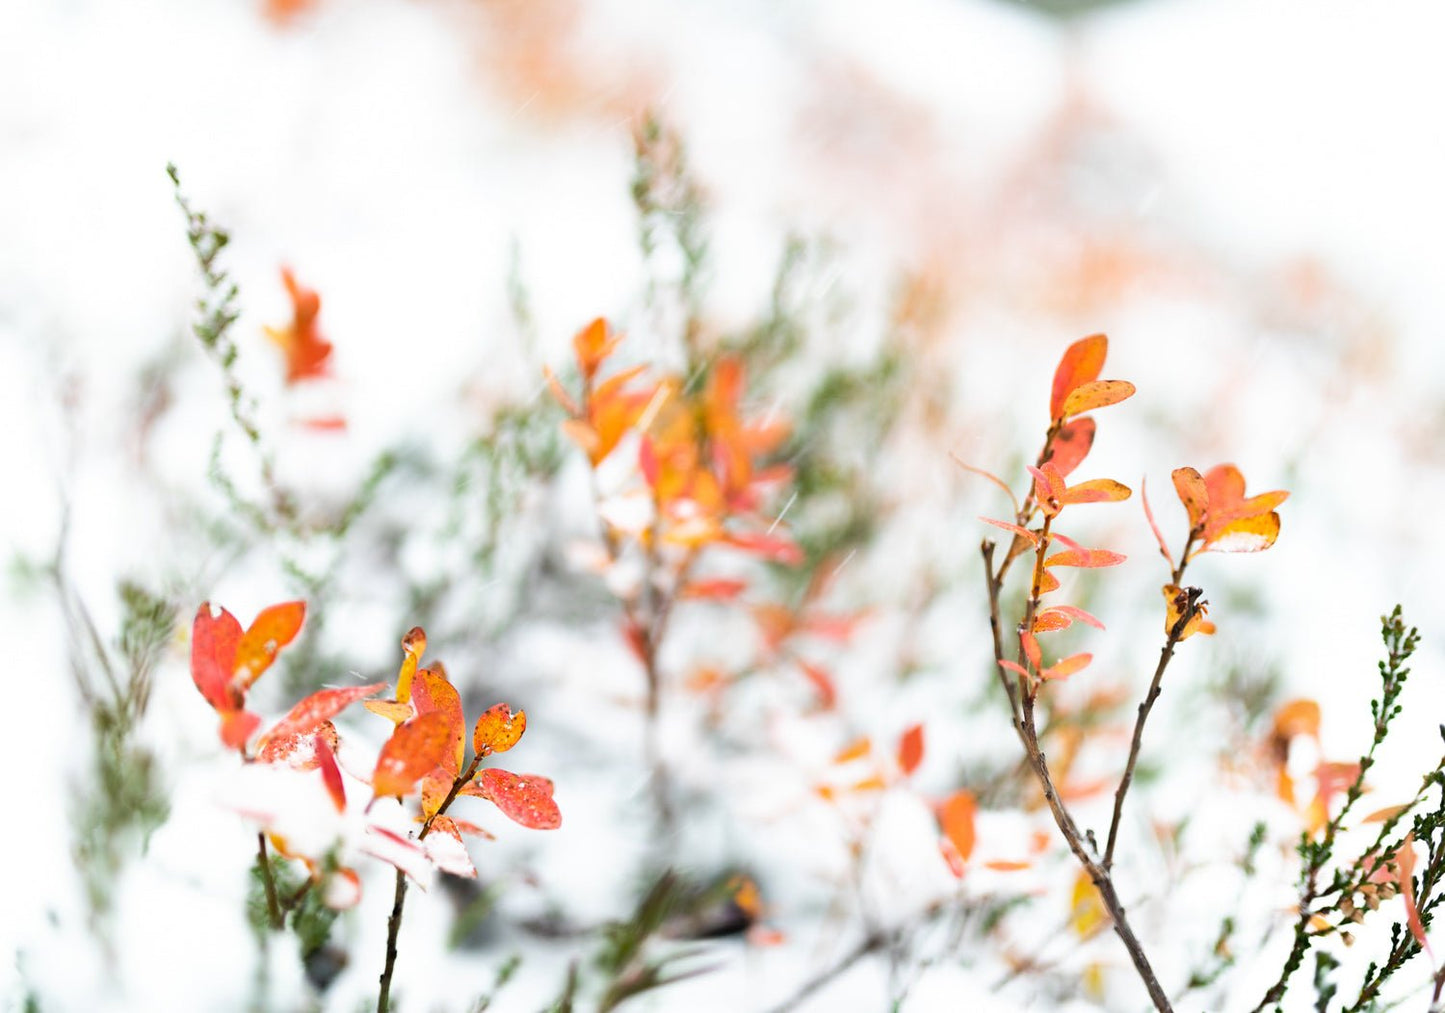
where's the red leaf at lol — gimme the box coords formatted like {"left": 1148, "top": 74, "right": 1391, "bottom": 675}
{"left": 723, "top": 531, "right": 804, "bottom": 565}
{"left": 264, "top": 682, "right": 385, "bottom": 743}
{"left": 192, "top": 603, "right": 243, "bottom": 711}
{"left": 472, "top": 704, "right": 527, "bottom": 757}
{"left": 233, "top": 601, "right": 306, "bottom": 691}
{"left": 572, "top": 317, "right": 619, "bottom": 381}
{"left": 265, "top": 268, "right": 334, "bottom": 384}
{"left": 1050, "top": 335, "right": 1108, "bottom": 421}
{"left": 1034, "top": 605, "right": 1105, "bottom": 633}
{"left": 796, "top": 659, "right": 837, "bottom": 709}
{"left": 1047, "top": 417, "right": 1096, "bottom": 478}
{"left": 466, "top": 769, "right": 561, "bottom": 830}
{"left": 412, "top": 668, "right": 465, "bottom": 776}
{"left": 897, "top": 724, "right": 925, "bottom": 777}
{"left": 219, "top": 709, "right": 262, "bottom": 750}
{"left": 681, "top": 578, "right": 749, "bottom": 601}
{"left": 315, "top": 731, "right": 346, "bottom": 813}
{"left": 372, "top": 711, "right": 454, "bottom": 801}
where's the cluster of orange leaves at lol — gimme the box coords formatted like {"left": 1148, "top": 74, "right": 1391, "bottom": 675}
{"left": 546, "top": 317, "right": 799, "bottom": 564}
{"left": 191, "top": 602, "right": 558, "bottom": 904}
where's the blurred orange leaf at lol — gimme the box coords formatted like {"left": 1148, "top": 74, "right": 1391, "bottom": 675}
{"left": 898, "top": 724, "right": 925, "bottom": 777}
{"left": 938, "top": 790, "right": 977, "bottom": 864}
{"left": 265, "top": 268, "right": 333, "bottom": 384}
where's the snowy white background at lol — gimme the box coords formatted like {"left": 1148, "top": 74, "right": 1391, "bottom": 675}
{"left": 4, "top": 0, "right": 1445, "bottom": 1010}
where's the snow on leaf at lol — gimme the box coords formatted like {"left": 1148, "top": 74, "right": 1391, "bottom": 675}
{"left": 362, "top": 825, "right": 432, "bottom": 884}
{"left": 191, "top": 603, "right": 243, "bottom": 711}
{"left": 256, "top": 720, "right": 339, "bottom": 769}
{"left": 1059, "top": 380, "right": 1135, "bottom": 419}
{"left": 423, "top": 818, "right": 477, "bottom": 878}
{"left": 467, "top": 769, "right": 561, "bottom": 830}
{"left": 1047, "top": 417, "right": 1096, "bottom": 478}
{"left": 264, "top": 682, "right": 386, "bottom": 743}
{"left": 1050, "top": 334, "right": 1108, "bottom": 421}
{"left": 233, "top": 600, "right": 306, "bottom": 691}
{"left": 412, "top": 668, "right": 465, "bottom": 775}
{"left": 1204, "top": 512, "right": 1281, "bottom": 553}
{"left": 371, "top": 711, "right": 454, "bottom": 801}
{"left": 897, "top": 724, "right": 925, "bottom": 777}
{"left": 472, "top": 704, "right": 527, "bottom": 757}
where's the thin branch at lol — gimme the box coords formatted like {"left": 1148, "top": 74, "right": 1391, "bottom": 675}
{"left": 1104, "top": 590, "right": 1203, "bottom": 871}
{"left": 256, "top": 833, "right": 284, "bottom": 931}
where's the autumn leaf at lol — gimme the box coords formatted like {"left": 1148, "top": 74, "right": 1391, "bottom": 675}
{"left": 464, "top": 769, "right": 562, "bottom": 830}
{"left": 1071, "top": 870, "right": 1110, "bottom": 938}
{"left": 371, "top": 711, "right": 454, "bottom": 802}
{"left": 1046, "top": 417, "right": 1096, "bottom": 478}
{"left": 834, "top": 736, "right": 872, "bottom": 764}
{"left": 572, "top": 316, "right": 620, "bottom": 382}
{"left": 472, "top": 704, "right": 527, "bottom": 757}
{"left": 1032, "top": 605, "right": 1105, "bottom": 634}
{"left": 897, "top": 724, "right": 925, "bottom": 777}
{"left": 192, "top": 603, "right": 244, "bottom": 712}
{"left": 262, "top": 682, "right": 385, "bottom": 744}
{"left": 1162, "top": 584, "right": 1213, "bottom": 639}
{"left": 1050, "top": 334, "right": 1108, "bottom": 421}
{"left": 412, "top": 667, "right": 465, "bottom": 775}
{"left": 938, "top": 790, "right": 977, "bottom": 865}
{"left": 1060, "top": 380, "right": 1136, "bottom": 419}
{"left": 1174, "top": 464, "right": 1289, "bottom": 555}
{"left": 265, "top": 267, "right": 333, "bottom": 384}
{"left": 232, "top": 600, "right": 306, "bottom": 690}
{"left": 315, "top": 731, "right": 346, "bottom": 814}
{"left": 796, "top": 659, "right": 837, "bottom": 709}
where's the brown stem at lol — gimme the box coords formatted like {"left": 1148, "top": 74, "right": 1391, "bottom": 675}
{"left": 377, "top": 756, "right": 484, "bottom": 1012}
{"left": 983, "top": 533, "right": 1174, "bottom": 1012}
{"left": 1103, "top": 589, "right": 1202, "bottom": 872}
{"left": 256, "top": 832, "right": 284, "bottom": 931}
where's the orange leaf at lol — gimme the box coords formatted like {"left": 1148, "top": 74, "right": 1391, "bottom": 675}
{"left": 1060, "top": 380, "right": 1135, "bottom": 419}
{"left": 1162, "top": 584, "right": 1211, "bottom": 639}
{"left": 191, "top": 603, "right": 243, "bottom": 712}
{"left": 371, "top": 711, "right": 454, "bottom": 801}
{"left": 1272, "top": 699, "right": 1321, "bottom": 741}
{"left": 1027, "top": 464, "right": 1067, "bottom": 515}
{"left": 265, "top": 268, "right": 334, "bottom": 384}
{"left": 264, "top": 682, "right": 386, "bottom": 743}
{"left": 1042, "top": 653, "right": 1091, "bottom": 682}
{"left": 572, "top": 317, "right": 619, "bottom": 381}
{"left": 722, "top": 531, "right": 804, "bottom": 565}
{"left": 938, "top": 790, "right": 977, "bottom": 863}
{"left": 1047, "top": 417, "right": 1096, "bottom": 478}
{"left": 467, "top": 769, "right": 561, "bottom": 830}
{"left": 396, "top": 626, "right": 426, "bottom": 707}
{"left": 233, "top": 600, "right": 306, "bottom": 691}
{"left": 1044, "top": 547, "right": 1126, "bottom": 569}
{"left": 1395, "top": 835, "right": 1432, "bottom": 955}
{"left": 1050, "top": 334, "right": 1108, "bottom": 421}
{"left": 412, "top": 668, "right": 465, "bottom": 776}
{"left": 1363, "top": 804, "right": 1410, "bottom": 824}
{"left": 472, "top": 704, "right": 527, "bottom": 757}
{"left": 364, "top": 700, "right": 414, "bottom": 723}
{"left": 681, "top": 578, "right": 749, "bottom": 601}
{"left": 219, "top": 709, "right": 262, "bottom": 750}
{"left": 1171, "top": 467, "right": 1209, "bottom": 530}
{"left": 1061, "top": 478, "right": 1131, "bottom": 507}
{"left": 1034, "top": 605, "right": 1105, "bottom": 633}
{"left": 1071, "top": 871, "right": 1110, "bottom": 938}
{"left": 834, "top": 736, "right": 872, "bottom": 764}
{"left": 1205, "top": 512, "right": 1281, "bottom": 554}
{"left": 897, "top": 724, "right": 925, "bottom": 777}
{"left": 983, "top": 860, "right": 1031, "bottom": 872}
